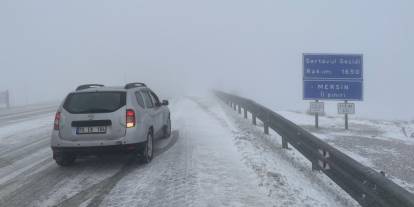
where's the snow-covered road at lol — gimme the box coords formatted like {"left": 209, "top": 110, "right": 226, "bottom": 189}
{"left": 0, "top": 97, "right": 358, "bottom": 207}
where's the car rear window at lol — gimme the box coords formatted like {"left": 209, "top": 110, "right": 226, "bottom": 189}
{"left": 63, "top": 92, "right": 126, "bottom": 114}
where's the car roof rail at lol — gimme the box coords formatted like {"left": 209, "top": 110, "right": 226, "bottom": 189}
{"left": 76, "top": 84, "right": 105, "bottom": 91}
{"left": 124, "top": 82, "right": 147, "bottom": 89}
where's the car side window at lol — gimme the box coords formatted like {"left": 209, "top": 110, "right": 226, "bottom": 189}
{"left": 135, "top": 92, "right": 145, "bottom": 108}
{"left": 150, "top": 91, "right": 161, "bottom": 106}
{"left": 142, "top": 91, "right": 154, "bottom": 108}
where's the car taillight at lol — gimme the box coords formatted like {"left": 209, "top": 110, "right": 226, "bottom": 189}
{"left": 54, "top": 112, "right": 61, "bottom": 130}
{"left": 126, "top": 109, "right": 136, "bottom": 128}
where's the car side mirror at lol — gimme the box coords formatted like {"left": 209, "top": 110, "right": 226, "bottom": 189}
{"left": 162, "top": 100, "right": 169, "bottom": 106}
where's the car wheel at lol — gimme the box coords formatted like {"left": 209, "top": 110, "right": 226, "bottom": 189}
{"left": 54, "top": 152, "right": 76, "bottom": 166}
{"left": 162, "top": 117, "right": 172, "bottom": 139}
{"left": 142, "top": 131, "right": 154, "bottom": 163}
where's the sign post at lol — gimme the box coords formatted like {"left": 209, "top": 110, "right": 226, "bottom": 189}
{"left": 338, "top": 101, "right": 355, "bottom": 130}
{"left": 310, "top": 100, "right": 324, "bottom": 128}
{"left": 315, "top": 100, "right": 319, "bottom": 129}
{"left": 303, "top": 54, "right": 363, "bottom": 129}
{"left": 344, "top": 100, "right": 348, "bottom": 130}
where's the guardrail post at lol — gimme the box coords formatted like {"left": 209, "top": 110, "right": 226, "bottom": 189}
{"left": 264, "top": 113, "right": 270, "bottom": 135}
{"left": 243, "top": 108, "right": 248, "bottom": 119}
{"left": 252, "top": 114, "right": 257, "bottom": 125}
{"left": 312, "top": 161, "right": 321, "bottom": 171}
{"left": 264, "top": 117, "right": 269, "bottom": 135}
{"left": 238, "top": 105, "right": 241, "bottom": 114}
{"left": 264, "top": 123, "right": 269, "bottom": 134}
{"left": 282, "top": 136, "right": 288, "bottom": 149}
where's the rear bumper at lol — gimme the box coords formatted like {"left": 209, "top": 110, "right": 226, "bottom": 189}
{"left": 51, "top": 126, "right": 148, "bottom": 148}
{"left": 52, "top": 143, "right": 145, "bottom": 156}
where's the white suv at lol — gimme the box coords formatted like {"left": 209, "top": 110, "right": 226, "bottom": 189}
{"left": 51, "top": 83, "right": 171, "bottom": 166}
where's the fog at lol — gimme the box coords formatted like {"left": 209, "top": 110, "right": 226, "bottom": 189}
{"left": 0, "top": 0, "right": 413, "bottom": 120}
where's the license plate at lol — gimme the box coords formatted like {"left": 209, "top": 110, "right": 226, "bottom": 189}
{"left": 76, "top": 126, "right": 107, "bottom": 134}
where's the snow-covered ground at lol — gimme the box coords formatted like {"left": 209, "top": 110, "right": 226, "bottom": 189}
{"left": 197, "top": 97, "right": 359, "bottom": 207}
{"left": 274, "top": 110, "right": 414, "bottom": 193}
{"left": 0, "top": 97, "right": 365, "bottom": 207}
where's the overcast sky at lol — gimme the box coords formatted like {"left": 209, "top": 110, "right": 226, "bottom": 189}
{"left": 0, "top": 0, "right": 413, "bottom": 120}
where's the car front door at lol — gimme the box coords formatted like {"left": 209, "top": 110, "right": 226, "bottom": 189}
{"left": 141, "top": 90, "right": 158, "bottom": 134}
{"left": 149, "top": 91, "right": 164, "bottom": 135}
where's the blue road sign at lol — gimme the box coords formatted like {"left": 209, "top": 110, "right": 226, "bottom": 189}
{"left": 303, "top": 53, "right": 363, "bottom": 101}
{"left": 303, "top": 80, "right": 363, "bottom": 100}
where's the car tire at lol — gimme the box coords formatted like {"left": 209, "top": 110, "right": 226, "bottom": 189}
{"left": 54, "top": 152, "right": 76, "bottom": 166}
{"left": 162, "top": 117, "right": 171, "bottom": 139}
{"left": 142, "top": 131, "right": 154, "bottom": 163}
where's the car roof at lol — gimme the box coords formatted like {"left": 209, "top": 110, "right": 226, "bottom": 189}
{"left": 72, "top": 86, "right": 148, "bottom": 93}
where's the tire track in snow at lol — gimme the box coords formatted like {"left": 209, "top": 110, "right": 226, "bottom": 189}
{"left": 0, "top": 106, "right": 56, "bottom": 127}
{"left": 0, "top": 135, "right": 49, "bottom": 167}
{"left": 0, "top": 157, "right": 53, "bottom": 196}
{"left": 144, "top": 130, "right": 197, "bottom": 207}
{"left": 55, "top": 131, "right": 179, "bottom": 207}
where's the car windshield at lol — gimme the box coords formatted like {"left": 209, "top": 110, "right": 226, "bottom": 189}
{"left": 63, "top": 92, "right": 126, "bottom": 114}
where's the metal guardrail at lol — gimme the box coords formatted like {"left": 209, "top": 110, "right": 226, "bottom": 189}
{"left": 215, "top": 91, "right": 414, "bottom": 207}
